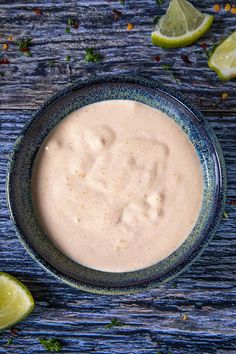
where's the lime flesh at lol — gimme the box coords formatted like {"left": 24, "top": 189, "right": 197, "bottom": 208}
{"left": 152, "top": 0, "right": 214, "bottom": 48}
{"left": 0, "top": 272, "right": 34, "bottom": 330}
{"left": 208, "top": 31, "right": 236, "bottom": 80}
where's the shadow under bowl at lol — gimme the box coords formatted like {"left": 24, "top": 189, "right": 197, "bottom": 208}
{"left": 7, "top": 75, "right": 227, "bottom": 294}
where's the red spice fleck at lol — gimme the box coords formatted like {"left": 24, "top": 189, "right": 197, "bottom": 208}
{"left": 181, "top": 54, "right": 192, "bottom": 64}
{"left": 0, "top": 58, "right": 9, "bottom": 64}
{"left": 72, "top": 20, "right": 79, "bottom": 29}
{"left": 10, "top": 328, "right": 20, "bottom": 335}
{"left": 200, "top": 42, "right": 208, "bottom": 50}
{"left": 229, "top": 200, "right": 236, "bottom": 205}
{"left": 34, "top": 8, "right": 42, "bottom": 16}
{"left": 154, "top": 55, "right": 161, "bottom": 62}
{"left": 112, "top": 9, "right": 122, "bottom": 21}
{"left": 21, "top": 47, "right": 29, "bottom": 53}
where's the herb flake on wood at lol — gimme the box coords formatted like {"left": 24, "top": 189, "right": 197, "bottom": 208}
{"left": 162, "top": 64, "right": 180, "bottom": 83}
{"left": 162, "top": 64, "right": 171, "bottom": 70}
{"left": 48, "top": 60, "right": 56, "bottom": 67}
{"left": 39, "top": 338, "right": 63, "bottom": 352}
{"left": 65, "top": 18, "right": 79, "bottom": 33}
{"left": 4, "top": 337, "right": 13, "bottom": 346}
{"left": 156, "top": 0, "right": 164, "bottom": 6}
{"left": 105, "top": 318, "right": 124, "bottom": 328}
{"left": 17, "top": 38, "right": 32, "bottom": 56}
{"left": 223, "top": 211, "right": 229, "bottom": 219}
{"left": 84, "top": 48, "right": 102, "bottom": 63}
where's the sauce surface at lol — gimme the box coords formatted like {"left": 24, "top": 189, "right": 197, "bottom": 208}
{"left": 32, "top": 100, "right": 203, "bottom": 272}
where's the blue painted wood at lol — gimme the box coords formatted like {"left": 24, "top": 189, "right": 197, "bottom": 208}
{"left": 0, "top": 1, "right": 236, "bottom": 353}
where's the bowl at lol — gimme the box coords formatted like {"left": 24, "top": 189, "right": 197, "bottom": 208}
{"left": 6, "top": 75, "right": 226, "bottom": 294}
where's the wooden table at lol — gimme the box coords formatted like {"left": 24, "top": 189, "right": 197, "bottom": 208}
{"left": 1, "top": 1, "right": 236, "bottom": 353}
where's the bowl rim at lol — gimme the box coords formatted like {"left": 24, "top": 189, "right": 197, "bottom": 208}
{"left": 6, "top": 75, "right": 227, "bottom": 294}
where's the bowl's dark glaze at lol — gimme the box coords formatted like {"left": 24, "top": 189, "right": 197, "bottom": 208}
{"left": 7, "top": 76, "right": 226, "bottom": 294}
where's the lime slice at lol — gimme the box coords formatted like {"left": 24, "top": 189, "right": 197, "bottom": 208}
{"left": 0, "top": 272, "right": 34, "bottom": 330}
{"left": 208, "top": 31, "right": 236, "bottom": 80}
{"left": 152, "top": 0, "right": 214, "bottom": 48}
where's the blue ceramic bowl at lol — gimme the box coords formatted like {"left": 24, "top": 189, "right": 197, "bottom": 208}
{"left": 7, "top": 76, "right": 226, "bottom": 294}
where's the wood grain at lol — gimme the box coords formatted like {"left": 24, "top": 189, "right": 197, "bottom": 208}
{"left": 0, "top": 0, "right": 236, "bottom": 111}
{"left": 0, "top": 1, "right": 236, "bottom": 353}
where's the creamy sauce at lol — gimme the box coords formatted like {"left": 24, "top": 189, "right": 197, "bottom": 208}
{"left": 32, "top": 100, "right": 203, "bottom": 272}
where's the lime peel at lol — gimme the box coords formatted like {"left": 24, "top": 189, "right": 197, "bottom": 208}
{"left": 0, "top": 272, "right": 34, "bottom": 330}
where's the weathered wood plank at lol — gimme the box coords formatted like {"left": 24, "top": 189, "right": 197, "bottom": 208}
{"left": 0, "top": 0, "right": 236, "bottom": 111}
{"left": 1, "top": 1, "right": 236, "bottom": 353}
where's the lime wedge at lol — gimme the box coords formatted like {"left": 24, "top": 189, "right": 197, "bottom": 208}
{"left": 152, "top": 0, "right": 214, "bottom": 48}
{"left": 208, "top": 31, "right": 236, "bottom": 80}
{"left": 0, "top": 272, "right": 34, "bottom": 330}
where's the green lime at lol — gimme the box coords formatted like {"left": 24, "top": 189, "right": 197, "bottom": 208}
{"left": 0, "top": 272, "right": 34, "bottom": 330}
{"left": 208, "top": 30, "right": 236, "bottom": 80}
{"left": 152, "top": 0, "right": 214, "bottom": 48}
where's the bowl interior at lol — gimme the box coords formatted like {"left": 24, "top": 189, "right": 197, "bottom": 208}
{"left": 7, "top": 76, "right": 226, "bottom": 294}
